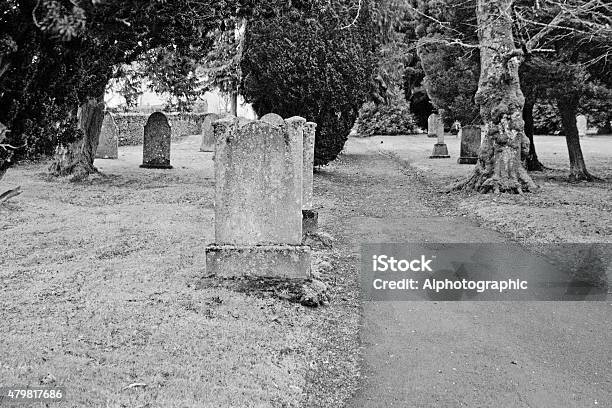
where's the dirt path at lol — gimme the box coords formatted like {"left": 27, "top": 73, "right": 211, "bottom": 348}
{"left": 315, "top": 138, "right": 610, "bottom": 408}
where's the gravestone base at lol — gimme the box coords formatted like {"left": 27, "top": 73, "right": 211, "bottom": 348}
{"left": 140, "top": 163, "right": 173, "bottom": 169}
{"left": 205, "top": 244, "right": 311, "bottom": 279}
{"left": 302, "top": 210, "right": 318, "bottom": 236}
{"left": 430, "top": 143, "right": 450, "bottom": 158}
{"left": 457, "top": 156, "right": 478, "bottom": 164}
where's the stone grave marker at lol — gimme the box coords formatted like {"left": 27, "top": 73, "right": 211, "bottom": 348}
{"left": 205, "top": 116, "right": 311, "bottom": 278}
{"left": 428, "top": 114, "right": 444, "bottom": 138}
{"left": 457, "top": 125, "right": 481, "bottom": 164}
{"left": 199, "top": 113, "right": 221, "bottom": 152}
{"left": 260, "top": 113, "right": 285, "bottom": 126}
{"left": 96, "top": 112, "right": 119, "bottom": 159}
{"left": 429, "top": 114, "right": 450, "bottom": 158}
{"left": 140, "top": 112, "right": 172, "bottom": 169}
{"left": 576, "top": 115, "right": 587, "bottom": 137}
{"left": 302, "top": 121, "right": 317, "bottom": 235}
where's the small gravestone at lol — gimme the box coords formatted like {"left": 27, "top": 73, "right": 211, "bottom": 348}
{"left": 428, "top": 114, "right": 444, "bottom": 138}
{"left": 302, "top": 122, "right": 318, "bottom": 236}
{"left": 429, "top": 114, "right": 450, "bottom": 158}
{"left": 576, "top": 115, "right": 587, "bottom": 137}
{"left": 457, "top": 125, "right": 481, "bottom": 164}
{"left": 450, "top": 120, "right": 461, "bottom": 136}
{"left": 199, "top": 113, "right": 221, "bottom": 152}
{"left": 96, "top": 112, "right": 119, "bottom": 159}
{"left": 260, "top": 113, "right": 285, "bottom": 126}
{"left": 140, "top": 112, "right": 172, "bottom": 169}
{"left": 205, "top": 116, "right": 311, "bottom": 278}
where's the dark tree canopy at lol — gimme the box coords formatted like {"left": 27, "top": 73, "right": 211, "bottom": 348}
{"left": 240, "top": 0, "right": 376, "bottom": 166}
{"left": 0, "top": 0, "right": 235, "bottom": 178}
{"left": 403, "top": 0, "right": 481, "bottom": 126}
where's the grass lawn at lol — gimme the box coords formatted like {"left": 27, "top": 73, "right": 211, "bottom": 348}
{"left": 1, "top": 136, "right": 332, "bottom": 407}
{"left": 368, "top": 133, "right": 612, "bottom": 244}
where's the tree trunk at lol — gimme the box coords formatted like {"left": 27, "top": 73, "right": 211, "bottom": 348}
{"left": 0, "top": 157, "right": 11, "bottom": 184}
{"left": 523, "top": 99, "right": 544, "bottom": 171}
{"left": 49, "top": 94, "right": 105, "bottom": 181}
{"left": 230, "top": 91, "right": 238, "bottom": 116}
{"left": 458, "top": 0, "right": 537, "bottom": 193}
{"left": 557, "top": 95, "right": 592, "bottom": 182}
{"left": 0, "top": 124, "right": 15, "bottom": 184}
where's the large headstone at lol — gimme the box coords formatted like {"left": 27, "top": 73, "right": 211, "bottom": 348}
{"left": 205, "top": 116, "right": 311, "bottom": 278}
{"left": 457, "top": 125, "right": 481, "bottom": 164}
{"left": 576, "top": 115, "right": 587, "bottom": 137}
{"left": 199, "top": 113, "right": 221, "bottom": 152}
{"left": 96, "top": 112, "right": 119, "bottom": 159}
{"left": 302, "top": 122, "right": 318, "bottom": 235}
{"left": 140, "top": 112, "right": 172, "bottom": 169}
{"left": 427, "top": 114, "right": 444, "bottom": 139}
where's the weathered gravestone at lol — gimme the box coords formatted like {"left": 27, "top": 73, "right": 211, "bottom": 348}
{"left": 428, "top": 114, "right": 444, "bottom": 138}
{"left": 261, "top": 113, "right": 318, "bottom": 236}
{"left": 429, "top": 114, "right": 450, "bottom": 158}
{"left": 457, "top": 125, "right": 481, "bottom": 164}
{"left": 96, "top": 112, "right": 119, "bottom": 159}
{"left": 260, "top": 113, "right": 285, "bottom": 126}
{"left": 576, "top": 115, "right": 587, "bottom": 137}
{"left": 199, "top": 113, "right": 221, "bottom": 152}
{"left": 302, "top": 121, "right": 318, "bottom": 235}
{"left": 205, "top": 116, "right": 311, "bottom": 278}
{"left": 140, "top": 112, "right": 172, "bottom": 169}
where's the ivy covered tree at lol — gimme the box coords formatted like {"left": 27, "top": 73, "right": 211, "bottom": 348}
{"left": 0, "top": 0, "right": 89, "bottom": 190}
{"left": 407, "top": 0, "right": 611, "bottom": 191}
{"left": 240, "top": 0, "right": 376, "bottom": 166}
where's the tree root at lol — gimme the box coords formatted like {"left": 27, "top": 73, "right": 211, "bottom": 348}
{"left": 48, "top": 155, "right": 98, "bottom": 182}
{"left": 451, "top": 165, "right": 539, "bottom": 194}
{"left": 0, "top": 186, "right": 21, "bottom": 203}
{"left": 568, "top": 170, "right": 595, "bottom": 183}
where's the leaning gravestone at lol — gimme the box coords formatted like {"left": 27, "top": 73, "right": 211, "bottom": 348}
{"left": 205, "top": 116, "right": 311, "bottom": 278}
{"left": 140, "top": 112, "right": 172, "bottom": 169}
{"left": 457, "top": 125, "right": 481, "bottom": 164}
{"left": 96, "top": 112, "right": 119, "bottom": 159}
{"left": 302, "top": 122, "right": 318, "bottom": 235}
{"left": 576, "top": 115, "right": 587, "bottom": 137}
{"left": 199, "top": 113, "right": 221, "bottom": 152}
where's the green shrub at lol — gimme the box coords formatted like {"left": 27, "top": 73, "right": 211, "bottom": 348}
{"left": 356, "top": 100, "right": 418, "bottom": 136}
{"left": 240, "top": 1, "right": 376, "bottom": 166}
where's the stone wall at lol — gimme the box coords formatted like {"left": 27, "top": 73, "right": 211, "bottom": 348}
{"left": 112, "top": 112, "right": 207, "bottom": 146}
